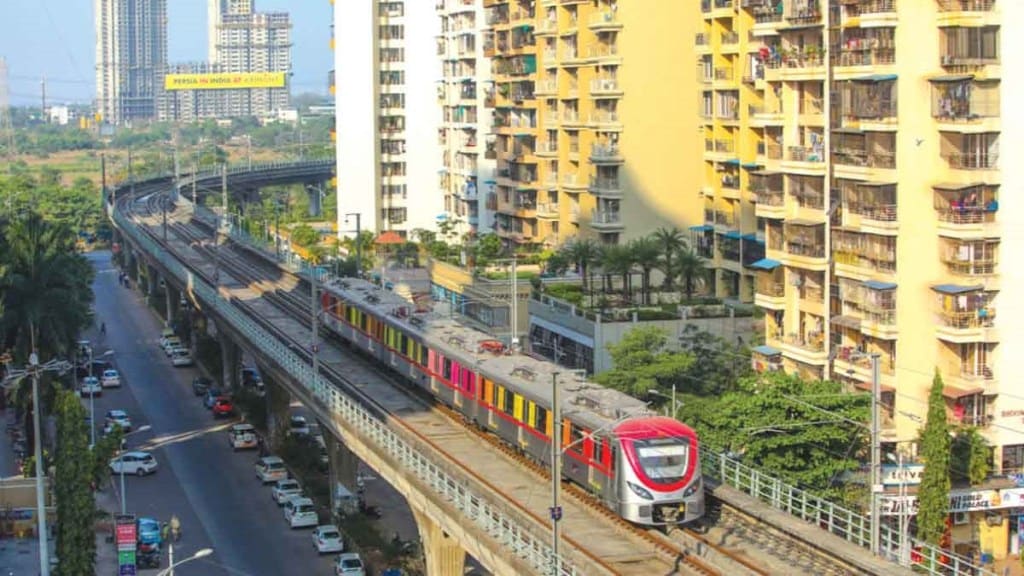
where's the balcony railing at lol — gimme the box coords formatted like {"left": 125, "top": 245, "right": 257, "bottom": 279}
{"left": 945, "top": 151, "right": 998, "bottom": 170}
{"left": 722, "top": 31, "right": 740, "bottom": 45}
{"left": 589, "top": 111, "right": 620, "bottom": 125}
{"left": 714, "top": 67, "right": 734, "bottom": 81}
{"left": 589, "top": 177, "right": 620, "bottom": 192}
{"left": 936, "top": 310, "right": 995, "bottom": 330}
{"left": 756, "top": 279, "right": 786, "bottom": 298}
{"left": 592, "top": 210, "right": 621, "bottom": 224}
{"left": 834, "top": 48, "right": 896, "bottom": 68}
{"left": 784, "top": 332, "right": 825, "bottom": 352}
{"left": 786, "top": 242, "right": 825, "bottom": 258}
{"left": 715, "top": 211, "right": 737, "bottom": 227}
{"left": 590, "top": 143, "right": 620, "bottom": 158}
{"left": 590, "top": 78, "right": 620, "bottom": 92}
{"left": 696, "top": 33, "right": 708, "bottom": 46}
{"left": 787, "top": 146, "right": 825, "bottom": 163}
{"left": 936, "top": 0, "right": 994, "bottom": 11}
{"left": 863, "top": 307, "right": 896, "bottom": 326}
{"left": 755, "top": 189, "right": 785, "bottom": 206}
{"left": 830, "top": 148, "right": 896, "bottom": 169}
{"left": 856, "top": 0, "right": 897, "bottom": 13}
{"left": 848, "top": 204, "right": 897, "bottom": 222}
{"left": 935, "top": 206, "right": 996, "bottom": 225}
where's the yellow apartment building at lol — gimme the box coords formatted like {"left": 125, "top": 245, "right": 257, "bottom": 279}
{"left": 720, "top": 0, "right": 1024, "bottom": 469}
{"left": 483, "top": 0, "right": 702, "bottom": 248}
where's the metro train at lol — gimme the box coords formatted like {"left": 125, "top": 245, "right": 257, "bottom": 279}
{"left": 318, "top": 277, "right": 704, "bottom": 526}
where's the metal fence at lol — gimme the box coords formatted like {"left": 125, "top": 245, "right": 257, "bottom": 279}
{"left": 112, "top": 192, "right": 578, "bottom": 576}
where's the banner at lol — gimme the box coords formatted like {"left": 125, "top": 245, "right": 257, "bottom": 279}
{"left": 164, "top": 72, "right": 286, "bottom": 91}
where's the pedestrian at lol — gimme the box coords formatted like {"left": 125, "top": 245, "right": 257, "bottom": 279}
{"left": 160, "top": 522, "right": 169, "bottom": 542}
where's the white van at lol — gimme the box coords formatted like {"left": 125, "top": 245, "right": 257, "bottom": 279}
{"left": 284, "top": 496, "right": 318, "bottom": 528}
{"left": 255, "top": 456, "right": 287, "bottom": 484}
{"left": 229, "top": 424, "right": 258, "bottom": 450}
{"left": 334, "top": 483, "right": 359, "bottom": 516}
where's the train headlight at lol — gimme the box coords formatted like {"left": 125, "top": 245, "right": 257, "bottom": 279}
{"left": 683, "top": 478, "right": 702, "bottom": 498}
{"left": 627, "top": 481, "right": 653, "bottom": 500}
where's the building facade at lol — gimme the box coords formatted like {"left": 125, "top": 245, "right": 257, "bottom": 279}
{"left": 734, "top": 0, "right": 1024, "bottom": 468}
{"left": 483, "top": 0, "right": 701, "bottom": 249}
{"left": 335, "top": 1, "right": 443, "bottom": 237}
{"left": 208, "top": 4, "right": 292, "bottom": 117}
{"left": 95, "top": 0, "right": 168, "bottom": 124}
{"left": 437, "top": 0, "right": 497, "bottom": 238}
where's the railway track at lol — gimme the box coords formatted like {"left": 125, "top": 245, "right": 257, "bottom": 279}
{"left": 122, "top": 188, "right": 862, "bottom": 575}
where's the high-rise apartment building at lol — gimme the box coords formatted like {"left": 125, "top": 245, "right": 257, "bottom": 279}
{"left": 209, "top": 4, "right": 291, "bottom": 117}
{"left": 209, "top": 0, "right": 254, "bottom": 63}
{"left": 482, "top": 0, "right": 701, "bottom": 249}
{"left": 725, "top": 0, "right": 1024, "bottom": 467}
{"left": 95, "top": 0, "right": 168, "bottom": 124}
{"left": 335, "top": 1, "right": 443, "bottom": 237}
{"left": 437, "top": 0, "right": 496, "bottom": 237}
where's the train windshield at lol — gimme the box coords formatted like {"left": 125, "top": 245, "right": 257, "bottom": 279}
{"left": 634, "top": 438, "right": 690, "bottom": 484}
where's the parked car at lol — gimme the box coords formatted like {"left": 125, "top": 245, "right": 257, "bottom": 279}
{"left": 211, "top": 397, "right": 234, "bottom": 418}
{"left": 100, "top": 369, "right": 121, "bottom": 388}
{"left": 137, "top": 517, "right": 162, "bottom": 554}
{"left": 192, "top": 377, "right": 212, "bottom": 396}
{"left": 170, "top": 349, "right": 194, "bottom": 367}
{"left": 272, "top": 478, "right": 302, "bottom": 505}
{"left": 76, "top": 360, "right": 112, "bottom": 380}
{"left": 335, "top": 553, "right": 366, "bottom": 576}
{"left": 204, "top": 388, "right": 224, "bottom": 409}
{"left": 255, "top": 456, "right": 287, "bottom": 484}
{"left": 289, "top": 415, "right": 310, "bottom": 437}
{"left": 162, "top": 337, "right": 182, "bottom": 356}
{"left": 158, "top": 328, "right": 175, "bottom": 347}
{"left": 312, "top": 525, "right": 344, "bottom": 554}
{"left": 103, "top": 410, "right": 132, "bottom": 433}
{"left": 109, "top": 451, "right": 158, "bottom": 476}
{"left": 80, "top": 377, "right": 102, "bottom": 398}
{"left": 284, "top": 496, "right": 318, "bottom": 528}
{"left": 229, "top": 423, "right": 257, "bottom": 450}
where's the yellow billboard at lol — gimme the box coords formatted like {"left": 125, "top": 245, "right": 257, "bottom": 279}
{"left": 164, "top": 72, "right": 286, "bottom": 91}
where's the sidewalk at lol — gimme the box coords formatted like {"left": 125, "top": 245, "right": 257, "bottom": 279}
{"left": 95, "top": 478, "right": 120, "bottom": 575}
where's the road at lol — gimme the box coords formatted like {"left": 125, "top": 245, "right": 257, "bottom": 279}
{"left": 88, "top": 250, "right": 335, "bottom": 576}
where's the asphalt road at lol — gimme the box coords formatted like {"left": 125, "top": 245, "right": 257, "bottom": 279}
{"left": 88, "top": 250, "right": 335, "bottom": 576}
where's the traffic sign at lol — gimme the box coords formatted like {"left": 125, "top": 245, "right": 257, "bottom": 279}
{"left": 119, "top": 564, "right": 136, "bottom": 576}
{"left": 117, "top": 550, "right": 136, "bottom": 565}
{"left": 549, "top": 506, "right": 562, "bottom": 521}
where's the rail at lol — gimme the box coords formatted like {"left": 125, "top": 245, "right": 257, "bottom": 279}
{"left": 111, "top": 182, "right": 580, "bottom": 576}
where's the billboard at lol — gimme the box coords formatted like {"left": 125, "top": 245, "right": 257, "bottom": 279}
{"left": 164, "top": 72, "right": 286, "bottom": 91}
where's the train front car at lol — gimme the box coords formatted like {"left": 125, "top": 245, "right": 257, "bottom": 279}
{"left": 614, "top": 416, "right": 704, "bottom": 526}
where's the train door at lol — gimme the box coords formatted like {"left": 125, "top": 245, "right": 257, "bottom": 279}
{"left": 485, "top": 379, "right": 497, "bottom": 429}
{"left": 514, "top": 394, "right": 526, "bottom": 448}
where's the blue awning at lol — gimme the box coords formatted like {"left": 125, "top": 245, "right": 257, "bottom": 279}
{"left": 723, "top": 158, "right": 741, "bottom": 166}
{"left": 723, "top": 230, "right": 743, "bottom": 239}
{"left": 741, "top": 233, "right": 759, "bottom": 241}
{"left": 752, "top": 345, "right": 781, "bottom": 356}
{"left": 483, "top": 179, "right": 497, "bottom": 185}
{"left": 749, "top": 258, "right": 782, "bottom": 270}
{"left": 855, "top": 74, "right": 897, "bottom": 82}
{"left": 932, "top": 284, "right": 983, "bottom": 295}
{"left": 741, "top": 162, "right": 762, "bottom": 169}
{"left": 688, "top": 224, "right": 713, "bottom": 232}
{"left": 864, "top": 280, "right": 897, "bottom": 291}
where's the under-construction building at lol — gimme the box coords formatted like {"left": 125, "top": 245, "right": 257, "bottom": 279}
{"left": 94, "top": 0, "right": 168, "bottom": 124}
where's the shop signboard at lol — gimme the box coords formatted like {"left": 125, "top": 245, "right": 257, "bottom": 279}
{"left": 114, "top": 514, "right": 137, "bottom": 575}
{"left": 881, "top": 464, "right": 925, "bottom": 486}
{"left": 880, "top": 488, "right": 1024, "bottom": 516}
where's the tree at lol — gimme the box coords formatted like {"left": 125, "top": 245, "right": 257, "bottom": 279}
{"left": 289, "top": 224, "right": 319, "bottom": 248}
{"left": 675, "top": 247, "right": 707, "bottom": 301}
{"left": 917, "top": 370, "right": 952, "bottom": 546}
{"left": 91, "top": 427, "right": 122, "bottom": 490}
{"left": 951, "top": 427, "right": 990, "bottom": 485}
{"left": 679, "top": 372, "right": 869, "bottom": 502}
{"left": 595, "top": 327, "right": 694, "bottom": 397}
{"left": 472, "top": 233, "right": 503, "bottom": 270}
{"left": 630, "top": 236, "right": 661, "bottom": 305}
{"left": 54, "top": 388, "right": 96, "bottom": 575}
{"left": 678, "top": 325, "right": 751, "bottom": 396}
{"left": 560, "top": 238, "right": 599, "bottom": 294}
{"left": 653, "top": 227, "right": 686, "bottom": 289}
{"left": 597, "top": 243, "right": 634, "bottom": 299}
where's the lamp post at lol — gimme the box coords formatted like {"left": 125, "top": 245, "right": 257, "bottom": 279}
{"left": 158, "top": 545, "right": 213, "bottom": 576}
{"left": 86, "top": 349, "right": 115, "bottom": 448}
{"left": 550, "top": 372, "right": 562, "bottom": 576}
{"left": 1, "top": 352, "right": 73, "bottom": 576}
{"left": 344, "top": 213, "right": 361, "bottom": 278}
{"left": 117, "top": 425, "right": 152, "bottom": 514}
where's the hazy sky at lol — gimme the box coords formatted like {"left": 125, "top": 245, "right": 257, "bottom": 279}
{"left": 0, "top": 0, "right": 332, "bottom": 105}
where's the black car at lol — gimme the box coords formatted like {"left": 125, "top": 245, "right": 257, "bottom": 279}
{"left": 76, "top": 360, "right": 112, "bottom": 380}
{"left": 192, "top": 377, "right": 213, "bottom": 396}
{"left": 204, "top": 387, "right": 224, "bottom": 409}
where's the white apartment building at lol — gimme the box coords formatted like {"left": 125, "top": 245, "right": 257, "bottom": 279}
{"left": 94, "top": 0, "right": 167, "bottom": 124}
{"left": 437, "top": 0, "right": 496, "bottom": 238}
{"left": 335, "top": 0, "right": 443, "bottom": 238}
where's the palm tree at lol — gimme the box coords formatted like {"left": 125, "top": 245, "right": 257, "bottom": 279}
{"left": 598, "top": 243, "right": 635, "bottom": 302}
{"left": 561, "top": 238, "right": 600, "bottom": 294}
{"left": 675, "top": 247, "right": 707, "bottom": 302}
{"left": 652, "top": 227, "right": 686, "bottom": 289}
{"left": 629, "top": 237, "right": 661, "bottom": 305}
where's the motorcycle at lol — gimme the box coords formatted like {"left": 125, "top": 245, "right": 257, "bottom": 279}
{"left": 138, "top": 549, "right": 161, "bottom": 569}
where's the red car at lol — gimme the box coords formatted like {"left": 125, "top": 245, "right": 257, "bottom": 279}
{"left": 212, "top": 397, "right": 234, "bottom": 417}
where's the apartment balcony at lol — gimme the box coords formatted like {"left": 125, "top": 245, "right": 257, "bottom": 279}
{"left": 536, "top": 202, "right": 559, "bottom": 219}
{"left": 589, "top": 10, "right": 621, "bottom": 31}
{"left": 587, "top": 43, "right": 621, "bottom": 64}
{"left": 589, "top": 110, "right": 622, "bottom": 130}
{"left": 751, "top": 3, "right": 784, "bottom": 36}
{"left": 940, "top": 239, "right": 998, "bottom": 280}
{"left": 536, "top": 18, "right": 558, "bottom": 35}
{"left": 753, "top": 187, "right": 785, "bottom": 219}
{"left": 535, "top": 78, "right": 557, "bottom": 95}
{"left": 561, "top": 174, "right": 588, "bottom": 192}
{"left": 695, "top": 33, "right": 710, "bottom": 53}
{"left": 932, "top": 78, "right": 1001, "bottom": 132}
{"left": 765, "top": 50, "right": 826, "bottom": 82}
{"left": 748, "top": 105, "right": 784, "bottom": 127}
{"left": 709, "top": 0, "right": 737, "bottom": 19}
{"left": 849, "top": 0, "right": 898, "bottom": 25}
{"left": 588, "top": 176, "right": 622, "bottom": 198}
{"left": 833, "top": 48, "right": 896, "bottom": 75}
{"left": 782, "top": 221, "right": 827, "bottom": 270}
{"left": 785, "top": 0, "right": 822, "bottom": 26}
{"left": 591, "top": 210, "right": 624, "bottom": 230}
{"left": 934, "top": 303, "right": 997, "bottom": 344}
{"left": 536, "top": 140, "right": 558, "bottom": 157}
{"left": 590, "top": 77, "right": 623, "bottom": 97}
{"left": 561, "top": 111, "right": 586, "bottom": 129}
{"left": 754, "top": 268, "right": 786, "bottom": 310}
{"left": 589, "top": 143, "right": 623, "bottom": 164}
{"left": 943, "top": 360, "right": 996, "bottom": 395}
{"left": 542, "top": 49, "right": 559, "bottom": 63}
{"left": 568, "top": 206, "right": 580, "bottom": 224}
{"left": 934, "top": 183, "right": 999, "bottom": 239}
{"left": 713, "top": 66, "right": 736, "bottom": 87}
{"left": 944, "top": 150, "right": 997, "bottom": 171}
{"left": 713, "top": 210, "right": 738, "bottom": 230}
{"left": 936, "top": 0, "right": 997, "bottom": 27}
{"left": 779, "top": 332, "right": 828, "bottom": 366}
{"left": 782, "top": 145, "right": 826, "bottom": 175}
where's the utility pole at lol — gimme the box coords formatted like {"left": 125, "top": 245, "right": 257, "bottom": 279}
{"left": 128, "top": 150, "right": 135, "bottom": 197}
{"left": 40, "top": 76, "right": 46, "bottom": 120}
{"left": 246, "top": 134, "right": 252, "bottom": 170}
{"left": 549, "top": 372, "right": 562, "bottom": 576}
{"left": 344, "top": 213, "right": 362, "bottom": 278}
{"left": 101, "top": 154, "right": 107, "bottom": 205}
{"left": 30, "top": 358, "right": 49, "bottom": 576}
{"left": 510, "top": 258, "right": 518, "bottom": 353}
{"left": 869, "top": 353, "right": 882, "bottom": 557}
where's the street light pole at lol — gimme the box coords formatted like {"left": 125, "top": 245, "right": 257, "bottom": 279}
{"left": 510, "top": 258, "right": 518, "bottom": 353}
{"left": 29, "top": 355, "right": 49, "bottom": 576}
{"left": 550, "top": 372, "right": 561, "bottom": 576}
{"left": 117, "top": 425, "right": 152, "bottom": 515}
{"left": 88, "top": 347, "right": 95, "bottom": 447}
{"left": 157, "top": 544, "right": 213, "bottom": 576}
{"left": 869, "top": 353, "right": 882, "bottom": 557}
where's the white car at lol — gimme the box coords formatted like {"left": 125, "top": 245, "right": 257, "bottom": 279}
{"left": 103, "top": 410, "right": 132, "bottom": 433}
{"left": 109, "top": 451, "right": 157, "bottom": 476}
{"left": 162, "top": 337, "right": 182, "bottom": 356}
{"left": 288, "top": 415, "right": 310, "bottom": 437}
{"left": 229, "top": 424, "right": 258, "bottom": 450}
{"left": 272, "top": 478, "right": 302, "bottom": 505}
{"left": 101, "top": 369, "right": 121, "bottom": 388}
{"left": 170, "top": 349, "right": 194, "bottom": 367}
{"left": 80, "top": 377, "right": 102, "bottom": 397}
{"left": 256, "top": 456, "right": 288, "bottom": 484}
{"left": 335, "top": 553, "right": 365, "bottom": 576}
{"left": 284, "top": 496, "right": 318, "bottom": 528}
{"left": 312, "top": 525, "right": 344, "bottom": 554}
{"left": 158, "top": 328, "right": 175, "bottom": 347}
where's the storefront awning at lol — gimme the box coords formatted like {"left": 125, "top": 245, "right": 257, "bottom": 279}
{"left": 688, "top": 224, "right": 713, "bottom": 232}
{"left": 749, "top": 258, "right": 782, "bottom": 270}
{"left": 723, "top": 158, "right": 741, "bottom": 166}
{"left": 741, "top": 162, "right": 762, "bottom": 170}
{"left": 752, "top": 345, "right": 781, "bottom": 357}
{"left": 864, "top": 280, "right": 897, "bottom": 291}
{"left": 932, "top": 284, "right": 983, "bottom": 295}
{"left": 942, "top": 385, "right": 983, "bottom": 400}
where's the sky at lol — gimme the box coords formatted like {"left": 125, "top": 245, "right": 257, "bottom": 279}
{"left": 0, "top": 0, "right": 332, "bottom": 105}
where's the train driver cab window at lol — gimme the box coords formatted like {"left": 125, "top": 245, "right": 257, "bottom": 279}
{"left": 569, "top": 425, "right": 586, "bottom": 454}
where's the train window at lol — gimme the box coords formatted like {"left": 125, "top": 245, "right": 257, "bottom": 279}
{"left": 535, "top": 405, "right": 548, "bottom": 433}
{"left": 569, "top": 425, "right": 586, "bottom": 454}
{"left": 594, "top": 439, "right": 605, "bottom": 465}
{"left": 418, "top": 345, "right": 428, "bottom": 366}
{"left": 502, "top": 388, "right": 514, "bottom": 415}
{"left": 360, "top": 314, "right": 368, "bottom": 331}
{"left": 483, "top": 378, "right": 494, "bottom": 405}
{"left": 442, "top": 358, "right": 452, "bottom": 381}
{"left": 495, "top": 385, "right": 505, "bottom": 410}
